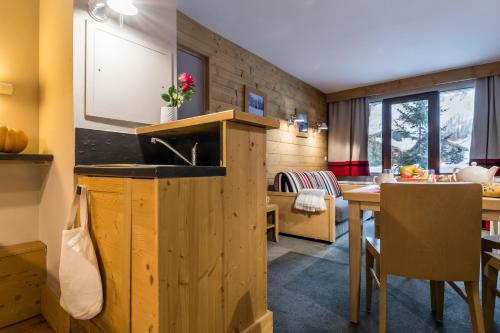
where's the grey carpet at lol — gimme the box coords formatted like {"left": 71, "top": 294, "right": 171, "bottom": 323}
{"left": 267, "top": 222, "right": 500, "bottom": 333}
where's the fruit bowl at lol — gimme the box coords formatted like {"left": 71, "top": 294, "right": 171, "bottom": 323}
{"left": 398, "top": 165, "right": 432, "bottom": 182}
{"left": 398, "top": 176, "right": 431, "bottom": 182}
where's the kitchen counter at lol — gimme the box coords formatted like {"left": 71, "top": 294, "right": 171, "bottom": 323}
{"left": 74, "top": 164, "right": 226, "bottom": 179}
{"left": 74, "top": 113, "right": 273, "bottom": 332}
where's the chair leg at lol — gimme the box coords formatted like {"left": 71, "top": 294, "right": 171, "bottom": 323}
{"left": 430, "top": 280, "right": 436, "bottom": 314}
{"left": 464, "top": 281, "right": 486, "bottom": 333}
{"left": 379, "top": 274, "right": 387, "bottom": 333}
{"left": 484, "top": 265, "right": 498, "bottom": 333}
{"left": 435, "top": 281, "right": 445, "bottom": 323}
{"left": 482, "top": 248, "right": 492, "bottom": 303}
{"left": 366, "top": 250, "right": 374, "bottom": 313}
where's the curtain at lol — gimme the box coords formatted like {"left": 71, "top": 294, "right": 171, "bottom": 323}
{"left": 471, "top": 75, "right": 500, "bottom": 169}
{"left": 327, "top": 97, "right": 370, "bottom": 176}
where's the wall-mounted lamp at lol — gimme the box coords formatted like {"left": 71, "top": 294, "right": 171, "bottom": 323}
{"left": 107, "top": 0, "right": 138, "bottom": 16}
{"left": 315, "top": 122, "right": 328, "bottom": 133}
{"left": 0, "top": 82, "right": 14, "bottom": 95}
{"left": 88, "top": 0, "right": 138, "bottom": 26}
{"left": 287, "top": 114, "right": 305, "bottom": 127}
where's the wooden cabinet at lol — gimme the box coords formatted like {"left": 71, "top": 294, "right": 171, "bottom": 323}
{"left": 78, "top": 178, "right": 131, "bottom": 333}
{"left": 77, "top": 176, "right": 224, "bottom": 333}
{"left": 76, "top": 111, "right": 278, "bottom": 333}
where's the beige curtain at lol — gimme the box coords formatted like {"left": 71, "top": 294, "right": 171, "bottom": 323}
{"left": 471, "top": 75, "right": 500, "bottom": 169}
{"left": 328, "top": 97, "right": 369, "bottom": 176}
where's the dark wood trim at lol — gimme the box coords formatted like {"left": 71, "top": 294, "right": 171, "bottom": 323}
{"left": 327, "top": 60, "right": 500, "bottom": 102}
{"left": 381, "top": 92, "right": 440, "bottom": 172}
{"left": 428, "top": 92, "right": 440, "bottom": 173}
{"left": 382, "top": 99, "right": 391, "bottom": 171}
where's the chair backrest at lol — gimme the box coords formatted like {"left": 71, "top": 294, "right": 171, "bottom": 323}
{"left": 380, "top": 183, "right": 482, "bottom": 282}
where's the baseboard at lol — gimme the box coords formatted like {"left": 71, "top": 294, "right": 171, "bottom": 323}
{"left": 242, "top": 311, "right": 273, "bottom": 333}
{"left": 0, "top": 315, "right": 50, "bottom": 333}
{"left": 41, "top": 285, "right": 70, "bottom": 333}
{"left": 0, "top": 241, "right": 46, "bottom": 328}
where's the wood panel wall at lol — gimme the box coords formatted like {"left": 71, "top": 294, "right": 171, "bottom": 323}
{"left": 0, "top": 241, "right": 46, "bottom": 328}
{"left": 177, "top": 12, "right": 328, "bottom": 185}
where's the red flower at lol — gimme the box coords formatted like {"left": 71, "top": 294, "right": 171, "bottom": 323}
{"left": 178, "top": 72, "right": 195, "bottom": 87}
{"left": 181, "top": 83, "right": 189, "bottom": 92}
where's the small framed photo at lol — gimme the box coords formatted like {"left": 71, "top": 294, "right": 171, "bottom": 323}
{"left": 244, "top": 85, "right": 267, "bottom": 117}
{"left": 296, "top": 112, "right": 309, "bottom": 137}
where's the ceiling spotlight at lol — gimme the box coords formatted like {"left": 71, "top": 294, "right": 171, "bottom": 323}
{"left": 107, "top": 0, "right": 138, "bottom": 16}
{"left": 88, "top": 0, "right": 138, "bottom": 25}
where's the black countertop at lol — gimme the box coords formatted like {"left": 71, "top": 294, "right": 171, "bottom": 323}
{"left": 74, "top": 164, "right": 226, "bottom": 179}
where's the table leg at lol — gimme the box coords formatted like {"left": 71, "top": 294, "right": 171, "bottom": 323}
{"left": 490, "top": 221, "right": 499, "bottom": 236}
{"left": 349, "top": 201, "right": 363, "bottom": 324}
{"left": 275, "top": 206, "right": 280, "bottom": 242}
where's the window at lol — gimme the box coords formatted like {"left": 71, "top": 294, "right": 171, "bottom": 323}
{"left": 367, "top": 87, "right": 474, "bottom": 174}
{"left": 383, "top": 92, "right": 439, "bottom": 171}
{"left": 439, "top": 88, "right": 475, "bottom": 173}
{"left": 368, "top": 102, "right": 382, "bottom": 173}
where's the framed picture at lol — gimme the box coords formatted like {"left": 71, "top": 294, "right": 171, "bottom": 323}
{"left": 296, "top": 112, "right": 309, "bottom": 137}
{"left": 244, "top": 85, "right": 267, "bottom": 117}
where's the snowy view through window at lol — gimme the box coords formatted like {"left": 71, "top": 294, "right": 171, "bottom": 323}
{"left": 439, "top": 88, "right": 475, "bottom": 173}
{"left": 367, "top": 88, "right": 474, "bottom": 174}
{"left": 368, "top": 102, "right": 382, "bottom": 173}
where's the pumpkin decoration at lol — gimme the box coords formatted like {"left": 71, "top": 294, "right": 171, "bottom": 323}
{"left": 0, "top": 126, "right": 29, "bottom": 153}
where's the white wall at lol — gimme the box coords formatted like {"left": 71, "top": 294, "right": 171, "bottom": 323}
{"left": 0, "top": 165, "right": 42, "bottom": 245}
{"left": 73, "top": 0, "right": 177, "bottom": 134}
{"left": 38, "top": 0, "right": 75, "bottom": 291}
{"left": 0, "top": 0, "right": 41, "bottom": 246}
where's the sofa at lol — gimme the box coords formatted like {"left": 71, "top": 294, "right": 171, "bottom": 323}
{"left": 268, "top": 171, "right": 371, "bottom": 243}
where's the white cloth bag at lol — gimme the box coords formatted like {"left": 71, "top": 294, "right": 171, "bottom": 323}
{"left": 59, "top": 186, "right": 103, "bottom": 319}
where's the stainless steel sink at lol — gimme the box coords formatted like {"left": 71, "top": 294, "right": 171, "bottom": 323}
{"left": 91, "top": 164, "right": 141, "bottom": 168}
{"left": 89, "top": 164, "right": 187, "bottom": 168}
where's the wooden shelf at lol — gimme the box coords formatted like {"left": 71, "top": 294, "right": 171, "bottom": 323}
{"left": 0, "top": 153, "right": 53, "bottom": 164}
{"left": 266, "top": 223, "right": 275, "bottom": 230}
{"left": 136, "top": 110, "right": 280, "bottom": 136}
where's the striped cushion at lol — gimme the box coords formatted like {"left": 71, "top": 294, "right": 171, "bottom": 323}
{"left": 273, "top": 171, "right": 342, "bottom": 197}
{"left": 310, "top": 171, "right": 343, "bottom": 198}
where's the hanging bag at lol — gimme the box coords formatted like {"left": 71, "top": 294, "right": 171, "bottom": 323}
{"left": 59, "top": 185, "right": 103, "bottom": 319}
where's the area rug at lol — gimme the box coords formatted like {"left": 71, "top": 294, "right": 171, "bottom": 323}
{"left": 268, "top": 250, "right": 499, "bottom": 333}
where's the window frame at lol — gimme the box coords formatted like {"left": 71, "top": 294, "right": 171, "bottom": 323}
{"left": 381, "top": 91, "right": 440, "bottom": 172}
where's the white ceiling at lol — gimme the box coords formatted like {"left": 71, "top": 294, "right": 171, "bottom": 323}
{"left": 178, "top": 0, "right": 500, "bottom": 93}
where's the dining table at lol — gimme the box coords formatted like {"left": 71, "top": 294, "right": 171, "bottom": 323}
{"left": 343, "top": 184, "right": 500, "bottom": 324}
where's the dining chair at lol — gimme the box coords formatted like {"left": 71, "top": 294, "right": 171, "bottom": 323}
{"left": 365, "top": 183, "right": 484, "bottom": 333}
{"left": 482, "top": 234, "right": 500, "bottom": 332}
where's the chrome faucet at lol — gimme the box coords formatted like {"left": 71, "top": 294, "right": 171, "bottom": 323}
{"left": 192, "top": 142, "right": 199, "bottom": 166}
{"left": 150, "top": 137, "right": 198, "bottom": 166}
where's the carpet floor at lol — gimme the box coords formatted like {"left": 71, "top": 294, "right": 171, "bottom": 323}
{"left": 267, "top": 221, "right": 500, "bottom": 333}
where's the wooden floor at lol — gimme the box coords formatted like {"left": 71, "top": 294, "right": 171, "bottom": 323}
{"left": 0, "top": 316, "right": 54, "bottom": 333}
